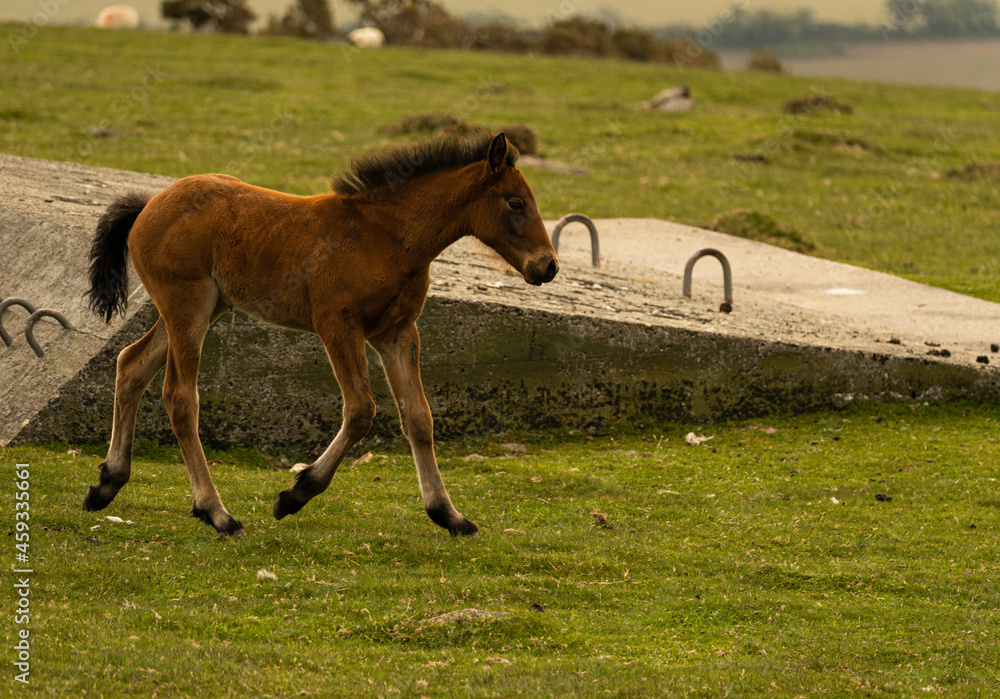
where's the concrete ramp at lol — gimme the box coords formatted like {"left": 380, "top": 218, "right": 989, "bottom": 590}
{"left": 0, "top": 155, "right": 172, "bottom": 446}
{"left": 1, "top": 153, "right": 997, "bottom": 451}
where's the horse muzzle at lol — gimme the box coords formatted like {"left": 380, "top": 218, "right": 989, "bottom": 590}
{"left": 525, "top": 254, "right": 559, "bottom": 286}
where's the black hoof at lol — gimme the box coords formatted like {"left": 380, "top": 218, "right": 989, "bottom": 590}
{"left": 450, "top": 518, "right": 479, "bottom": 537}
{"left": 273, "top": 489, "right": 308, "bottom": 520}
{"left": 191, "top": 506, "right": 244, "bottom": 536}
{"left": 82, "top": 484, "right": 113, "bottom": 512}
{"left": 83, "top": 462, "right": 120, "bottom": 511}
{"left": 427, "top": 504, "right": 479, "bottom": 536}
{"left": 220, "top": 518, "right": 245, "bottom": 536}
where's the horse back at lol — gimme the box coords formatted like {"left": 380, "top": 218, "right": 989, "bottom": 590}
{"left": 129, "top": 174, "right": 335, "bottom": 331}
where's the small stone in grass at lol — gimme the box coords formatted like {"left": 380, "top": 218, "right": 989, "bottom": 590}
{"left": 351, "top": 452, "right": 375, "bottom": 467}
{"left": 875, "top": 493, "right": 892, "bottom": 502}
{"left": 685, "top": 432, "right": 714, "bottom": 446}
{"left": 257, "top": 569, "right": 278, "bottom": 581}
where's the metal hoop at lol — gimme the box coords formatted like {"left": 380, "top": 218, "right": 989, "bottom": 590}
{"left": 551, "top": 213, "right": 600, "bottom": 268}
{"left": 0, "top": 298, "right": 39, "bottom": 347}
{"left": 24, "top": 309, "right": 74, "bottom": 358}
{"left": 683, "top": 248, "right": 733, "bottom": 313}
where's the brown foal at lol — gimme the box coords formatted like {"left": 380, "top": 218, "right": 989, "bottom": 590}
{"left": 83, "top": 132, "right": 558, "bottom": 536}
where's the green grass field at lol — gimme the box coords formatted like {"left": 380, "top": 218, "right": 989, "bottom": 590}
{"left": 3, "top": 26, "right": 1000, "bottom": 696}
{"left": 2, "top": 26, "right": 999, "bottom": 301}
{"left": 3, "top": 403, "right": 1000, "bottom": 696}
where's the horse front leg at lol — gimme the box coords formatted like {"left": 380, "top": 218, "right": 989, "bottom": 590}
{"left": 372, "top": 323, "right": 477, "bottom": 536}
{"left": 273, "top": 326, "right": 375, "bottom": 519}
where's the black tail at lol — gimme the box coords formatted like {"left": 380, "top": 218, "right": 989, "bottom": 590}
{"left": 87, "top": 192, "right": 151, "bottom": 323}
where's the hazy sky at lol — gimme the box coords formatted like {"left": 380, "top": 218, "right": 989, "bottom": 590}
{"left": 2, "top": 0, "right": 890, "bottom": 29}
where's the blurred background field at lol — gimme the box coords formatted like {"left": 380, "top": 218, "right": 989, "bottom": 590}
{"left": 2, "top": 25, "right": 999, "bottom": 303}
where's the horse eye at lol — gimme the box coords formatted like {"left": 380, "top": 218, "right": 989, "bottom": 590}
{"left": 508, "top": 198, "right": 525, "bottom": 212}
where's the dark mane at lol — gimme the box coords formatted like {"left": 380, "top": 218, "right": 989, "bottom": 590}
{"left": 330, "top": 133, "right": 519, "bottom": 196}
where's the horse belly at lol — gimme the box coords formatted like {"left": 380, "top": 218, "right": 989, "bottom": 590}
{"left": 214, "top": 260, "right": 316, "bottom": 333}
{"left": 211, "top": 208, "right": 324, "bottom": 332}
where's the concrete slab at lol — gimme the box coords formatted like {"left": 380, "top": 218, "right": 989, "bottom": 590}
{"left": 0, "top": 155, "right": 171, "bottom": 445}
{"left": 1, "top": 153, "right": 997, "bottom": 450}
{"left": 552, "top": 218, "right": 1000, "bottom": 362}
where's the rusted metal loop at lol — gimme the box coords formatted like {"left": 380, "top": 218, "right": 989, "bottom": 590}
{"left": 24, "top": 309, "right": 74, "bottom": 358}
{"left": 551, "top": 213, "right": 601, "bottom": 268}
{"left": 0, "top": 298, "right": 39, "bottom": 347}
{"left": 683, "top": 248, "right": 733, "bottom": 312}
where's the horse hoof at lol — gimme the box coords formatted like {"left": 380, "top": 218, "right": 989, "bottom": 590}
{"left": 427, "top": 504, "right": 478, "bottom": 536}
{"left": 192, "top": 506, "right": 243, "bottom": 535}
{"left": 273, "top": 489, "right": 307, "bottom": 520}
{"left": 83, "top": 461, "right": 118, "bottom": 511}
{"left": 220, "top": 517, "right": 244, "bottom": 536}
{"left": 82, "top": 484, "right": 112, "bottom": 512}
{"left": 450, "top": 518, "right": 479, "bottom": 537}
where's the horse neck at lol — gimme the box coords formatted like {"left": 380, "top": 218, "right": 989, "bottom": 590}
{"left": 354, "top": 167, "right": 480, "bottom": 269}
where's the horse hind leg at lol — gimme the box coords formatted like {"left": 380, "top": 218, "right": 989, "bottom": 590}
{"left": 160, "top": 290, "right": 243, "bottom": 535}
{"left": 84, "top": 316, "right": 168, "bottom": 512}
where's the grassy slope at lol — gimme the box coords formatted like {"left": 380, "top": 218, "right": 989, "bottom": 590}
{"left": 2, "top": 26, "right": 1000, "bottom": 301}
{"left": 3, "top": 403, "right": 1000, "bottom": 696}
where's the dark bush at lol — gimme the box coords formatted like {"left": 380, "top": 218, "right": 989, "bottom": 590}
{"left": 382, "top": 115, "right": 540, "bottom": 156}
{"left": 162, "top": 0, "right": 256, "bottom": 33}
{"left": 611, "top": 27, "right": 654, "bottom": 61}
{"left": 784, "top": 93, "right": 853, "bottom": 115}
{"left": 643, "top": 36, "right": 722, "bottom": 68}
{"left": 468, "top": 20, "right": 535, "bottom": 53}
{"left": 540, "top": 17, "right": 612, "bottom": 57}
{"left": 344, "top": 4, "right": 717, "bottom": 66}
{"left": 709, "top": 209, "right": 814, "bottom": 253}
{"left": 946, "top": 162, "right": 1000, "bottom": 181}
{"left": 346, "top": 0, "right": 467, "bottom": 48}
{"left": 747, "top": 48, "right": 784, "bottom": 72}
{"left": 262, "top": 0, "right": 335, "bottom": 39}
{"left": 382, "top": 113, "right": 479, "bottom": 136}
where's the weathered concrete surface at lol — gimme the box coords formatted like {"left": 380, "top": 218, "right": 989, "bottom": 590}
{"left": 2, "top": 153, "right": 998, "bottom": 451}
{"left": 556, "top": 218, "right": 1000, "bottom": 361}
{"left": 0, "top": 155, "right": 171, "bottom": 445}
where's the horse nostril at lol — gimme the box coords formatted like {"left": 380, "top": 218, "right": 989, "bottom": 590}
{"left": 544, "top": 258, "right": 558, "bottom": 282}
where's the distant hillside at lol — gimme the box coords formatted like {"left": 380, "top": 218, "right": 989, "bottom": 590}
{"left": 0, "top": 0, "right": 889, "bottom": 31}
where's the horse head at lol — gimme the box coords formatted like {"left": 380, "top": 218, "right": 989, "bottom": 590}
{"left": 470, "top": 133, "right": 559, "bottom": 287}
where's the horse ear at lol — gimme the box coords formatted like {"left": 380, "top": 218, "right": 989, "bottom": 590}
{"left": 488, "top": 132, "right": 508, "bottom": 172}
